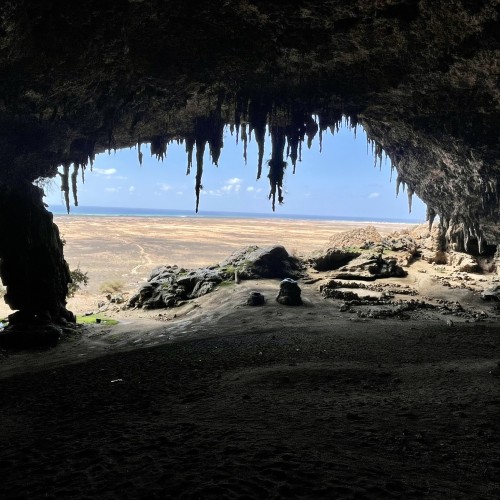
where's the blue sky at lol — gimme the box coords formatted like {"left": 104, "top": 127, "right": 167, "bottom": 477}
{"left": 44, "top": 124, "right": 426, "bottom": 220}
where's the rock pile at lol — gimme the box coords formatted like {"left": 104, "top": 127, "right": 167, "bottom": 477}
{"left": 334, "top": 254, "right": 407, "bottom": 281}
{"left": 309, "top": 226, "right": 419, "bottom": 271}
{"left": 128, "top": 245, "right": 303, "bottom": 310}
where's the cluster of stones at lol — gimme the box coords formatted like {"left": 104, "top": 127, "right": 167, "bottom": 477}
{"left": 128, "top": 245, "right": 303, "bottom": 310}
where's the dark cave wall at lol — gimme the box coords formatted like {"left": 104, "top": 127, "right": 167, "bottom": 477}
{"left": 0, "top": 180, "right": 74, "bottom": 324}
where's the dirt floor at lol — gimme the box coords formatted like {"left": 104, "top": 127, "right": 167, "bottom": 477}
{"left": 0, "top": 218, "right": 499, "bottom": 498}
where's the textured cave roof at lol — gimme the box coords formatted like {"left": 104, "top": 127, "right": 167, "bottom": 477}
{"left": 0, "top": 0, "right": 499, "bottom": 246}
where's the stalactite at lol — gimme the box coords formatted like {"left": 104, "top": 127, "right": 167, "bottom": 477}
{"left": 195, "top": 139, "right": 206, "bottom": 213}
{"left": 267, "top": 126, "right": 287, "bottom": 211}
{"left": 71, "top": 164, "right": 79, "bottom": 207}
{"left": 305, "top": 117, "right": 318, "bottom": 149}
{"left": 208, "top": 120, "right": 224, "bottom": 166}
{"left": 59, "top": 163, "right": 70, "bottom": 214}
{"left": 407, "top": 186, "right": 414, "bottom": 213}
{"left": 151, "top": 136, "right": 167, "bottom": 161}
{"left": 374, "top": 142, "right": 383, "bottom": 169}
{"left": 426, "top": 206, "right": 436, "bottom": 230}
{"left": 138, "top": 142, "right": 143, "bottom": 165}
{"left": 287, "top": 134, "right": 299, "bottom": 174}
{"left": 255, "top": 129, "right": 265, "bottom": 179}
{"left": 478, "top": 233, "right": 485, "bottom": 254}
{"left": 241, "top": 124, "right": 248, "bottom": 164}
{"left": 185, "top": 136, "right": 195, "bottom": 175}
{"left": 248, "top": 100, "right": 268, "bottom": 180}
{"left": 463, "top": 225, "right": 470, "bottom": 252}
{"left": 396, "top": 176, "right": 402, "bottom": 197}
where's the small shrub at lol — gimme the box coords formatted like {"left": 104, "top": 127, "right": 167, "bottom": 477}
{"left": 67, "top": 267, "right": 89, "bottom": 298}
{"left": 99, "top": 280, "right": 125, "bottom": 294}
{"left": 77, "top": 314, "right": 118, "bottom": 326}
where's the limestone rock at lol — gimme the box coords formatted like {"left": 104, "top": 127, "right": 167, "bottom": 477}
{"left": 220, "top": 246, "right": 303, "bottom": 280}
{"left": 448, "top": 252, "right": 481, "bottom": 273}
{"left": 0, "top": 324, "right": 62, "bottom": 350}
{"left": 247, "top": 291, "right": 265, "bottom": 306}
{"left": 481, "top": 285, "right": 500, "bottom": 301}
{"left": 334, "top": 254, "right": 407, "bottom": 281}
{"left": 276, "top": 278, "right": 302, "bottom": 306}
{"left": 128, "top": 245, "right": 303, "bottom": 310}
{"left": 309, "top": 248, "right": 361, "bottom": 272}
{"left": 325, "top": 227, "right": 383, "bottom": 249}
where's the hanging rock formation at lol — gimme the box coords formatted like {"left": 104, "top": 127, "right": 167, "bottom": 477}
{"left": 0, "top": 0, "right": 499, "bottom": 331}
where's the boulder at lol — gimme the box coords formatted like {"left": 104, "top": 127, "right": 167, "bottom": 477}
{"left": 448, "top": 252, "right": 481, "bottom": 273}
{"left": 0, "top": 323, "right": 62, "bottom": 349}
{"left": 481, "top": 284, "right": 500, "bottom": 301}
{"left": 276, "top": 278, "right": 302, "bottom": 306}
{"left": 334, "top": 254, "right": 407, "bottom": 281}
{"left": 247, "top": 291, "right": 265, "bottom": 306}
{"left": 308, "top": 248, "right": 361, "bottom": 271}
{"left": 220, "top": 245, "right": 303, "bottom": 280}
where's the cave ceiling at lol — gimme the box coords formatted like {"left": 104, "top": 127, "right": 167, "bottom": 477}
{"left": 0, "top": 0, "right": 499, "bottom": 247}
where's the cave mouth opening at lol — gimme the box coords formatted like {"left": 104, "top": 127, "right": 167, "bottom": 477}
{"left": 45, "top": 120, "right": 427, "bottom": 224}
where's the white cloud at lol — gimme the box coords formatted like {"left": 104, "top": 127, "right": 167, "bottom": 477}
{"left": 105, "top": 187, "right": 121, "bottom": 193}
{"left": 222, "top": 177, "right": 243, "bottom": 193}
{"left": 368, "top": 192, "right": 380, "bottom": 199}
{"left": 129, "top": 186, "right": 135, "bottom": 192}
{"left": 176, "top": 191, "right": 184, "bottom": 195}
{"left": 246, "top": 186, "right": 255, "bottom": 192}
{"left": 158, "top": 183, "right": 172, "bottom": 192}
{"left": 93, "top": 168, "right": 117, "bottom": 176}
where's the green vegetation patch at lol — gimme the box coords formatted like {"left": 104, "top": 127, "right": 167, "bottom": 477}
{"left": 217, "top": 280, "right": 234, "bottom": 288}
{"left": 77, "top": 314, "right": 119, "bottom": 326}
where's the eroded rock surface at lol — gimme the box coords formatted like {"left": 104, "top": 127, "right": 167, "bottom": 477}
{"left": 129, "top": 245, "right": 302, "bottom": 309}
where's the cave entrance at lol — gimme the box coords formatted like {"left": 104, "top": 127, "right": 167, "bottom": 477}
{"left": 29, "top": 124, "right": 426, "bottom": 315}
{"left": 2, "top": 121, "right": 425, "bottom": 346}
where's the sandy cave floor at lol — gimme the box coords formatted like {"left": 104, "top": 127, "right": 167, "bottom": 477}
{"left": 0, "top": 218, "right": 500, "bottom": 498}
{"left": 0, "top": 279, "right": 500, "bottom": 499}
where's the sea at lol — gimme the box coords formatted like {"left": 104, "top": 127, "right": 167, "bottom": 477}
{"left": 48, "top": 205, "right": 424, "bottom": 224}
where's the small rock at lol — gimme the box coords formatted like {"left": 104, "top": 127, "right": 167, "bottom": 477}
{"left": 247, "top": 291, "right": 265, "bottom": 306}
{"left": 276, "top": 278, "right": 302, "bottom": 306}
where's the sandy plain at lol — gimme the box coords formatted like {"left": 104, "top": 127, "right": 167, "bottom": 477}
{"left": 56, "top": 216, "right": 415, "bottom": 314}
{"left": 0, "top": 216, "right": 499, "bottom": 499}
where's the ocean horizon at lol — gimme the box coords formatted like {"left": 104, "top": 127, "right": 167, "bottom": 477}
{"left": 48, "top": 205, "right": 425, "bottom": 224}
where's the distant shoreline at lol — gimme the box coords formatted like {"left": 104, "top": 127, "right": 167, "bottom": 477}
{"left": 48, "top": 205, "right": 424, "bottom": 225}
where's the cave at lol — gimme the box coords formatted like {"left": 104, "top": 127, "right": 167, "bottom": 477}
{"left": 0, "top": 1, "right": 499, "bottom": 497}
{"left": 0, "top": 0, "right": 499, "bottom": 330}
